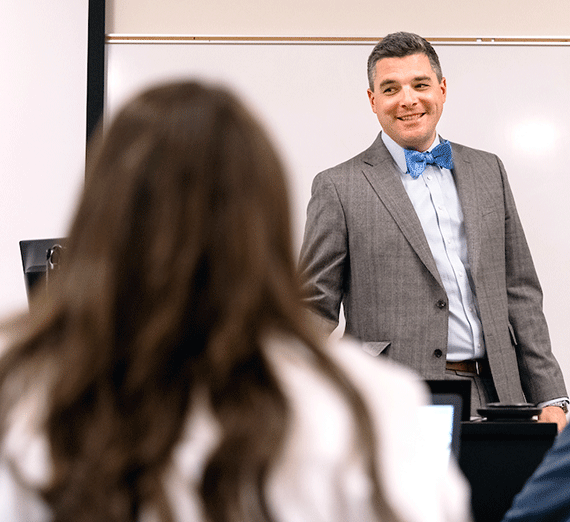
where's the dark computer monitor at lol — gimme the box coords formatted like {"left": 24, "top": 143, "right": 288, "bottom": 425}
{"left": 425, "top": 379, "right": 472, "bottom": 421}
{"left": 19, "top": 238, "right": 67, "bottom": 303}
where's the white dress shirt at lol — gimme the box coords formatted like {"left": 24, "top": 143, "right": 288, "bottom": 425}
{"left": 381, "top": 131, "right": 484, "bottom": 362}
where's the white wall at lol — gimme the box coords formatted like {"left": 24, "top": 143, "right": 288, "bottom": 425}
{"left": 107, "top": 0, "right": 570, "bottom": 37}
{"left": 0, "top": 1, "right": 89, "bottom": 318}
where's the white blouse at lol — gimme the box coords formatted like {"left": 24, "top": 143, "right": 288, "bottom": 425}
{"left": 0, "top": 333, "right": 472, "bottom": 522}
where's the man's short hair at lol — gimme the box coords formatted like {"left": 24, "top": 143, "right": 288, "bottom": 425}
{"left": 367, "top": 32, "right": 443, "bottom": 90}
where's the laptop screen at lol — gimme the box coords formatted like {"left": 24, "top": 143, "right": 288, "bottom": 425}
{"left": 424, "top": 392, "right": 463, "bottom": 458}
{"left": 420, "top": 380, "right": 469, "bottom": 469}
{"left": 425, "top": 379, "right": 471, "bottom": 421}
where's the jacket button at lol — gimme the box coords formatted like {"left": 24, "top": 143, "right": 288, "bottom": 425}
{"left": 433, "top": 349, "right": 443, "bottom": 358}
{"left": 436, "top": 299, "right": 447, "bottom": 309}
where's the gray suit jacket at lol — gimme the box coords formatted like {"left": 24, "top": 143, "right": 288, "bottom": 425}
{"left": 299, "top": 132, "right": 566, "bottom": 404}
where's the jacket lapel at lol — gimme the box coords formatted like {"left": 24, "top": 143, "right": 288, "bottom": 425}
{"left": 360, "top": 135, "right": 445, "bottom": 289}
{"left": 450, "top": 144, "right": 482, "bottom": 279}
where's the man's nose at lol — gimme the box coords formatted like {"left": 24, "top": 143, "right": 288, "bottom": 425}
{"left": 400, "top": 86, "right": 418, "bottom": 107}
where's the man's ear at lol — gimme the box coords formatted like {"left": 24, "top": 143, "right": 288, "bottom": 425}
{"left": 367, "top": 88, "right": 377, "bottom": 114}
{"left": 440, "top": 77, "right": 447, "bottom": 102}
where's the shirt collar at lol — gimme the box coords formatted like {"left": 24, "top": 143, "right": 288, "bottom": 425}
{"left": 381, "top": 131, "right": 440, "bottom": 174}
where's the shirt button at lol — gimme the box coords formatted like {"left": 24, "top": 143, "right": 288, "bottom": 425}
{"left": 436, "top": 300, "right": 447, "bottom": 309}
{"left": 433, "top": 349, "right": 443, "bottom": 358}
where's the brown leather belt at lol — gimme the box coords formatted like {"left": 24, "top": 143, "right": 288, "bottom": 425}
{"left": 446, "top": 359, "right": 491, "bottom": 376}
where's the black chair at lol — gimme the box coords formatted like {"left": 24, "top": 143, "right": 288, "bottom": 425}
{"left": 19, "top": 238, "right": 67, "bottom": 303}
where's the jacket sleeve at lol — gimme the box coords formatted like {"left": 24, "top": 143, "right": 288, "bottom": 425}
{"left": 499, "top": 156, "right": 567, "bottom": 402}
{"left": 298, "top": 172, "right": 348, "bottom": 333}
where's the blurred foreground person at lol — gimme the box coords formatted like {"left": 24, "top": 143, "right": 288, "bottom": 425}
{"left": 501, "top": 422, "right": 570, "bottom": 522}
{"left": 0, "top": 81, "right": 471, "bottom": 522}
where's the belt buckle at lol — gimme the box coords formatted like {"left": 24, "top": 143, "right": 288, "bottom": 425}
{"left": 475, "top": 360, "right": 480, "bottom": 375}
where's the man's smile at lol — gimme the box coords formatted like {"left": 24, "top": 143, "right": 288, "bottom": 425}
{"left": 398, "top": 113, "right": 425, "bottom": 121}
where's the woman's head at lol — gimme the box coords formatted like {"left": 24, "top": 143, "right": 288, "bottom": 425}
{"left": 59, "top": 81, "right": 302, "bottom": 383}
{"left": 0, "top": 82, "right": 308, "bottom": 521}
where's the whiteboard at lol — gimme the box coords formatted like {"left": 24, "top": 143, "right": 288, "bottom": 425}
{"left": 105, "top": 41, "right": 570, "bottom": 388}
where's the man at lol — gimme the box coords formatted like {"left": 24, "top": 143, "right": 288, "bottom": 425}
{"left": 299, "top": 32, "right": 568, "bottom": 428}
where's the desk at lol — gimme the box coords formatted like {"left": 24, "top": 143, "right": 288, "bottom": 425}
{"left": 459, "top": 421, "right": 557, "bottom": 522}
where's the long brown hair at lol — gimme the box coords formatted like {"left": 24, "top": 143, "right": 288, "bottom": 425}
{"left": 0, "top": 82, "right": 399, "bottom": 522}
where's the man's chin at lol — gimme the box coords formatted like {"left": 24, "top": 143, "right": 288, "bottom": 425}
{"left": 397, "top": 130, "right": 435, "bottom": 152}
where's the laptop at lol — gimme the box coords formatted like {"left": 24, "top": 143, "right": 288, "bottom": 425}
{"left": 420, "top": 379, "right": 470, "bottom": 465}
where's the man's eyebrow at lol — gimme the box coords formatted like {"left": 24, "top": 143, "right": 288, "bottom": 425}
{"left": 413, "top": 75, "right": 433, "bottom": 83}
{"left": 378, "top": 78, "right": 398, "bottom": 88}
{"left": 378, "top": 75, "right": 434, "bottom": 88}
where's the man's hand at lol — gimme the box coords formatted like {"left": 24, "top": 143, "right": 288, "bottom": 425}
{"left": 538, "top": 405, "right": 568, "bottom": 432}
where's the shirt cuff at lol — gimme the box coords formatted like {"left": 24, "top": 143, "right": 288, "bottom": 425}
{"left": 537, "top": 397, "right": 570, "bottom": 409}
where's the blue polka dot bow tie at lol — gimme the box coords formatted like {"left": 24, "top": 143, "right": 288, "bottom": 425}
{"left": 403, "top": 140, "right": 454, "bottom": 179}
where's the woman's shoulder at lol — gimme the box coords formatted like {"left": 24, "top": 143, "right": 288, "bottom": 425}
{"left": 0, "top": 380, "right": 52, "bottom": 521}
{"left": 265, "top": 333, "right": 428, "bottom": 413}
{"left": 264, "top": 332, "right": 472, "bottom": 522}
{"left": 330, "top": 336, "right": 426, "bottom": 393}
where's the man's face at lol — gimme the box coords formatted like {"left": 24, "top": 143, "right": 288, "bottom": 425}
{"left": 367, "top": 53, "right": 447, "bottom": 152}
